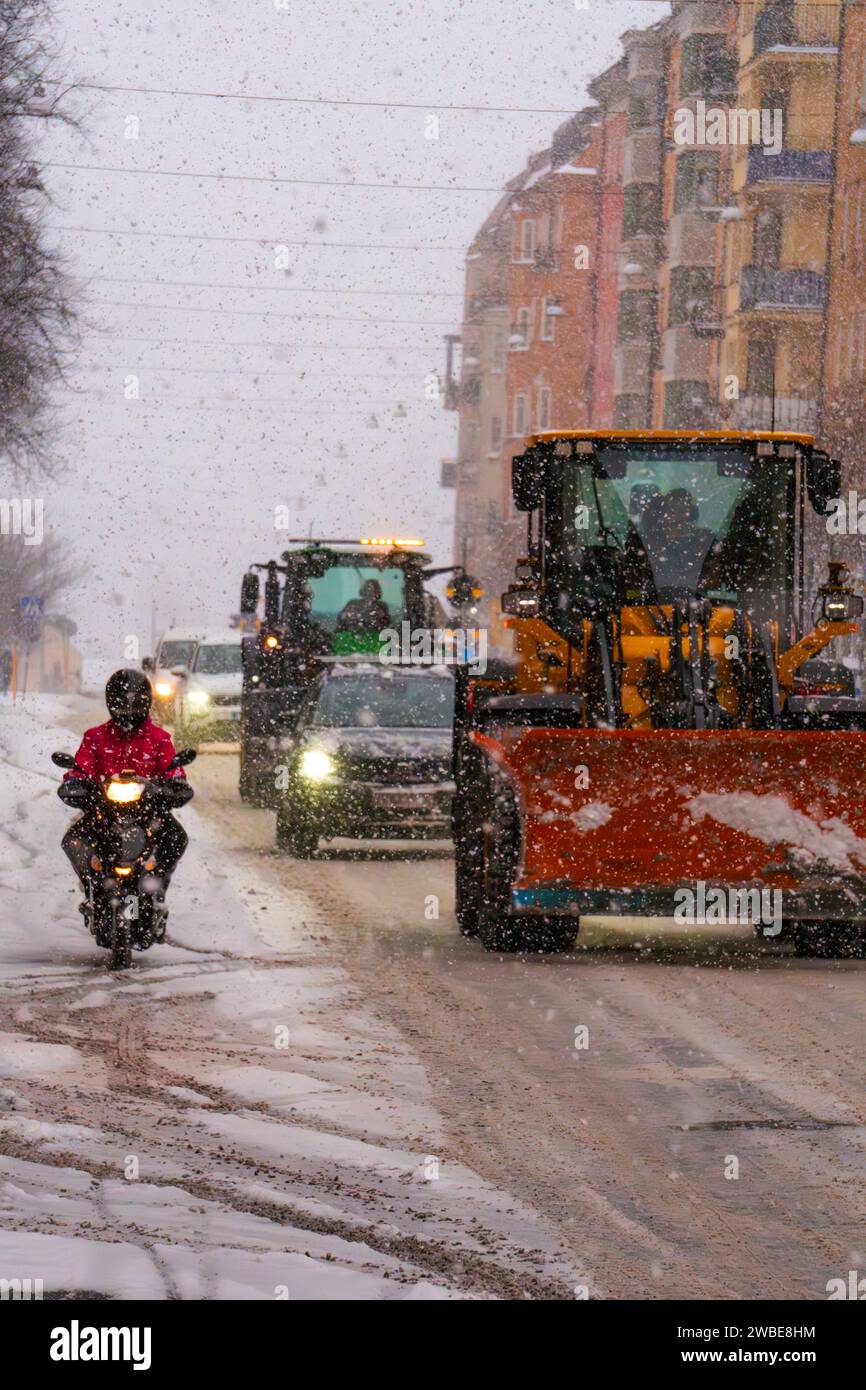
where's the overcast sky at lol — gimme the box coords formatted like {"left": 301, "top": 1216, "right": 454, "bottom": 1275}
{"left": 38, "top": 0, "right": 669, "bottom": 663}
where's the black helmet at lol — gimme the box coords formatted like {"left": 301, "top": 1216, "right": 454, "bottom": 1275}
{"left": 106, "top": 668, "right": 152, "bottom": 733}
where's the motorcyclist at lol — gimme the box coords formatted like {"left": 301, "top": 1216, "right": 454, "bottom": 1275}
{"left": 337, "top": 578, "right": 391, "bottom": 635}
{"left": 60, "top": 669, "right": 190, "bottom": 898}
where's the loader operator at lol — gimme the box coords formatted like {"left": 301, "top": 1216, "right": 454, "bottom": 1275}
{"left": 641, "top": 487, "right": 713, "bottom": 593}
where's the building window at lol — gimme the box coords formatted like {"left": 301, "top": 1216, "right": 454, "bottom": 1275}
{"left": 513, "top": 393, "right": 528, "bottom": 436}
{"left": 674, "top": 151, "right": 719, "bottom": 212}
{"left": 514, "top": 218, "right": 535, "bottom": 262}
{"left": 491, "top": 327, "right": 506, "bottom": 372}
{"left": 537, "top": 387, "right": 551, "bottom": 431}
{"left": 622, "top": 184, "right": 662, "bottom": 239}
{"left": 490, "top": 415, "right": 502, "bottom": 453}
{"left": 617, "top": 288, "right": 656, "bottom": 342}
{"left": 664, "top": 380, "right": 709, "bottom": 428}
{"left": 680, "top": 35, "right": 736, "bottom": 98}
{"left": 628, "top": 90, "right": 655, "bottom": 131}
{"left": 512, "top": 307, "right": 531, "bottom": 348}
{"left": 540, "top": 297, "right": 557, "bottom": 341}
{"left": 753, "top": 208, "right": 782, "bottom": 269}
{"left": 667, "top": 267, "right": 714, "bottom": 328}
{"left": 747, "top": 331, "right": 777, "bottom": 397}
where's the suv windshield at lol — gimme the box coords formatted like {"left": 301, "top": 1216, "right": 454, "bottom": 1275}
{"left": 194, "top": 644, "right": 242, "bottom": 674}
{"left": 159, "top": 640, "right": 196, "bottom": 668}
{"left": 313, "top": 673, "right": 454, "bottom": 729}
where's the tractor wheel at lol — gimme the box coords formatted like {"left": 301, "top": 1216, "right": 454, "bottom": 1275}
{"left": 792, "top": 921, "right": 866, "bottom": 959}
{"left": 276, "top": 808, "right": 318, "bottom": 858}
{"left": 478, "top": 778, "right": 576, "bottom": 955}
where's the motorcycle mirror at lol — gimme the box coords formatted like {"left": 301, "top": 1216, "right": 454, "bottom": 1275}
{"left": 51, "top": 751, "right": 76, "bottom": 769}
{"left": 169, "top": 748, "right": 198, "bottom": 769}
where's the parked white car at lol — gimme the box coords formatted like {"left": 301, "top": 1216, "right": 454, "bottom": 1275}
{"left": 175, "top": 630, "right": 242, "bottom": 746}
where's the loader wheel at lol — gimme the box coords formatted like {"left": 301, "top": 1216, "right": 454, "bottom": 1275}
{"left": 478, "top": 779, "right": 577, "bottom": 955}
{"left": 276, "top": 809, "right": 318, "bottom": 858}
{"left": 453, "top": 783, "right": 489, "bottom": 934}
{"left": 792, "top": 921, "right": 866, "bottom": 959}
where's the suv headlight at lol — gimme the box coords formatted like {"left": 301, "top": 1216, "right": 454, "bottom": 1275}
{"left": 299, "top": 748, "right": 336, "bottom": 781}
{"left": 187, "top": 689, "right": 210, "bottom": 709}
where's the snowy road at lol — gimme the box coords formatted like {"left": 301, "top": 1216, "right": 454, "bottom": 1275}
{"left": 197, "top": 755, "right": 866, "bottom": 1302}
{"left": 2, "top": 697, "right": 865, "bottom": 1300}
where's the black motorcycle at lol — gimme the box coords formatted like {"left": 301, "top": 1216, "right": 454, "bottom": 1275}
{"left": 53, "top": 749, "right": 196, "bottom": 970}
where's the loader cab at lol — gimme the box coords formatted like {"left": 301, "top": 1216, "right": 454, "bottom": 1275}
{"left": 513, "top": 431, "right": 838, "bottom": 644}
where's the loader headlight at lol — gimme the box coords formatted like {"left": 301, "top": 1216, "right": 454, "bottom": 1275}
{"left": 299, "top": 748, "right": 336, "bottom": 781}
{"left": 154, "top": 680, "right": 174, "bottom": 699}
{"left": 187, "top": 688, "right": 210, "bottom": 709}
{"left": 106, "top": 779, "right": 144, "bottom": 804}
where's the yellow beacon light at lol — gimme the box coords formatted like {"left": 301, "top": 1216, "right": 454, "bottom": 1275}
{"left": 359, "top": 536, "right": 425, "bottom": 548}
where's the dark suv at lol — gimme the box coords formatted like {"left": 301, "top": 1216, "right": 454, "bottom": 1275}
{"left": 274, "top": 664, "right": 455, "bottom": 856}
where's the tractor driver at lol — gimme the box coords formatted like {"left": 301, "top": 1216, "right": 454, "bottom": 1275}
{"left": 337, "top": 579, "right": 392, "bottom": 636}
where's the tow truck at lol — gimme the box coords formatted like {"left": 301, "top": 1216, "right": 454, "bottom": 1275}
{"left": 237, "top": 537, "right": 478, "bottom": 804}
{"left": 453, "top": 428, "right": 866, "bottom": 957}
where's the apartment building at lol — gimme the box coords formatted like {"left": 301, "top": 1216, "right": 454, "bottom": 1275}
{"left": 444, "top": 113, "right": 602, "bottom": 639}
{"left": 823, "top": 0, "right": 866, "bottom": 478}
{"left": 719, "top": 0, "right": 843, "bottom": 432}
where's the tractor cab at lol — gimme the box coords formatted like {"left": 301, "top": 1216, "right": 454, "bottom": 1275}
{"left": 237, "top": 537, "right": 479, "bottom": 804}
{"left": 504, "top": 430, "right": 858, "bottom": 729}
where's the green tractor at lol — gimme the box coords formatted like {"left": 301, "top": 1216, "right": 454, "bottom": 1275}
{"left": 237, "top": 538, "right": 476, "bottom": 804}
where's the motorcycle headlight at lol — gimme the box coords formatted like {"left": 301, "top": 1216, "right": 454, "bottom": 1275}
{"left": 106, "top": 779, "right": 144, "bottom": 804}
{"left": 187, "top": 689, "right": 210, "bottom": 709}
{"left": 299, "top": 748, "right": 336, "bottom": 781}
{"left": 154, "top": 680, "right": 174, "bottom": 699}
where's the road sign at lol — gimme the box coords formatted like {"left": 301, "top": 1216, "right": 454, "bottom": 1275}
{"left": 18, "top": 595, "right": 44, "bottom": 646}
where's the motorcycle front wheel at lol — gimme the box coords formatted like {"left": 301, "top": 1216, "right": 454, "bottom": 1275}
{"left": 109, "top": 900, "right": 133, "bottom": 970}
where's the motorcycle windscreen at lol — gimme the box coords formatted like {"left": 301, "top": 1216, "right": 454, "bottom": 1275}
{"left": 474, "top": 727, "right": 866, "bottom": 894}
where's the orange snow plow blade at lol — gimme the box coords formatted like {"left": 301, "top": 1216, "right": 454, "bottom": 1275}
{"left": 473, "top": 727, "right": 866, "bottom": 921}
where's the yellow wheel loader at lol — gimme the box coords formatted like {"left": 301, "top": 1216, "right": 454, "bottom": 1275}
{"left": 452, "top": 430, "right": 866, "bottom": 957}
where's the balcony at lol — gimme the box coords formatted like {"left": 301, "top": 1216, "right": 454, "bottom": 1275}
{"left": 739, "top": 264, "right": 826, "bottom": 311}
{"left": 733, "top": 394, "right": 818, "bottom": 432}
{"left": 752, "top": 2, "right": 840, "bottom": 58}
{"left": 746, "top": 147, "right": 833, "bottom": 185}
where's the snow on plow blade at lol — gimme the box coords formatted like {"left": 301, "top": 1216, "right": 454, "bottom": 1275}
{"left": 474, "top": 728, "right": 866, "bottom": 921}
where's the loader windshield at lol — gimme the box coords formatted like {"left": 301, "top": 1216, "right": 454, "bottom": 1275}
{"left": 559, "top": 444, "right": 791, "bottom": 614}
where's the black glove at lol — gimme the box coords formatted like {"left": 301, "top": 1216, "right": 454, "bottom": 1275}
{"left": 158, "top": 779, "right": 194, "bottom": 808}
{"left": 58, "top": 778, "right": 95, "bottom": 807}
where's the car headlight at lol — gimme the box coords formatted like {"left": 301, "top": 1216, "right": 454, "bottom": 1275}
{"left": 299, "top": 748, "right": 336, "bottom": 781}
{"left": 187, "top": 689, "right": 210, "bottom": 709}
{"left": 154, "top": 680, "right": 174, "bottom": 699}
{"left": 106, "top": 779, "right": 144, "bottom": 804}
